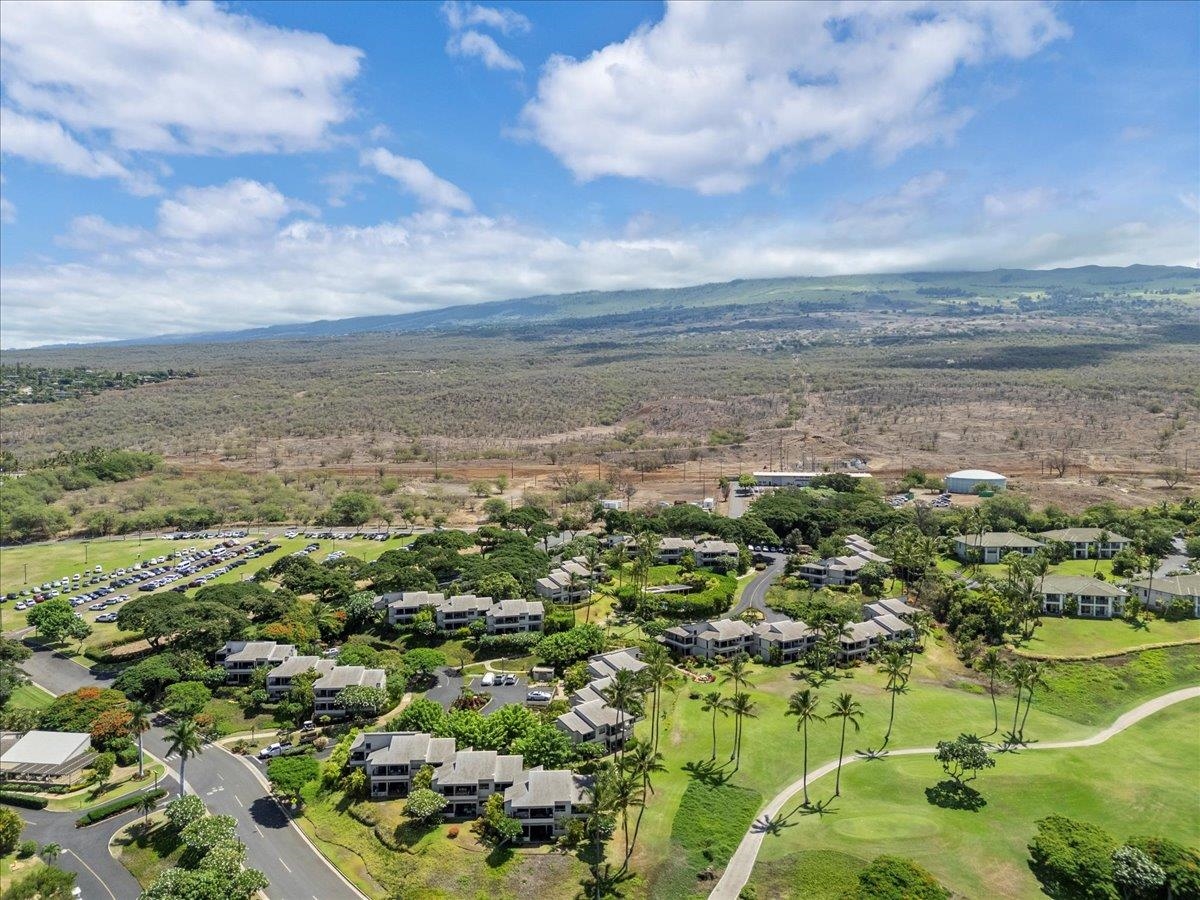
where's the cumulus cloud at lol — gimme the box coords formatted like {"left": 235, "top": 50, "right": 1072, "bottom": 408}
{"left": 362, "top": 149, "right": 474, "bottom": 212}
{"left": 156, "top": 179, "right": 312, "bottom": 241}
{"left": 0, "top": 106, "right": 158, "bottom": 195}
{"left": 521, "top": 1, "right": 1070, "bottom": 193}
{"left": 0, "top": 0, "right": 361, "bottom": 164}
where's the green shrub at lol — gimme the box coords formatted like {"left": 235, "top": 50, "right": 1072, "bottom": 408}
{"left": 75, "top": 788, "right": 167, "bottom": 827}
{"left": 17, "top": 839, "right": 37, "bottom": 858}
{"left": 0, "top": 792, "right": 49, "bottom": 810}
{"left": 851, "top": 855, "right": 950, "bottom": 899}
{"left": 0, "top": 864, "right": 76, "bottom": 900}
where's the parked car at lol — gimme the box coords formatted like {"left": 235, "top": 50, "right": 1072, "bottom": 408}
{"left": 480, "top": 672, "right": 496, "bottom": 687}
{"left": 96, "top": 613, "right": 119, "bottom": 623}
{"left": 526, "top": 690, "right": 552, "bottom": 703}
{"left": 258, "top": 743, "right": 284, "bottom": 759}
{"left": 502, "top": 673, "right": 518, "bottom": 685}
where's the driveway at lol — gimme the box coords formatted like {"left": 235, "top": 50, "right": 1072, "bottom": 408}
{"left": 730, "top": 553, "right": 789, "bottom": 622}
{"left": 424, "top": 667, "right": 530, "bottom": 713}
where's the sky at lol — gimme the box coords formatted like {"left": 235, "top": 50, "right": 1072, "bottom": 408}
{"left": 0, "top": 0, "right": 1197, "bottom": 348}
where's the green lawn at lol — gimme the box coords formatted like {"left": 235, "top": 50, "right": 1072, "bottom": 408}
{"left": 749, "top": 698, "right": 1200, "bottom": 899}
{"left": 45, "top": 762, "right": 165, "bottom": 811}
{"left": 935, "top": 557, "right": 1114, "bottom": 579}
{"left": 295, "top": 784, "right": 588, "bottom": 900}
{"left": 113, "top": 815, "right": 184, "bottom": 888}
{"left": 9, "top": 682, "right": 54, "bottom": 709}
{"left": 1017, "top": 616, "right": 1200, "bottom": 658}
{"left": 623, "top": 637, "right": 1200, "bottom": 897}
{"left": 1035, "top": 645, "right": 1200, "bottom": 725}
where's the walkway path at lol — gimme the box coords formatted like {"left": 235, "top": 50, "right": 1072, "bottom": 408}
{"left": 709, "top": 686, "right": 1200, "bottom": 900}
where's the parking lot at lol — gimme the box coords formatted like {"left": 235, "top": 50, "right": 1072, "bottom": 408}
{"left": 425, "top": 667, "right": 534, "bottom": 713}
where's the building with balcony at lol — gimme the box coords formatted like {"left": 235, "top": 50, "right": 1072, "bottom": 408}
{"left": 430, "top": 750, "right": 524, "bottom": 818}
{"left": 503, "top": 768, "right": 592, "bottom": 842}
{"left": 217, "top": 640, "right": 296, "bottom": 685}
{"left": 1038, "top": 528, "right": 1132, "bottom": 560}
{"left": 347, "top": 731, "right": 457, "bottom": 798}
{"left": 313, "top": 665, "right": 387, "bottom": 718}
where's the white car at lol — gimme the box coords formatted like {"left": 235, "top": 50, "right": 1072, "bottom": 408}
{"left": 258, "top": 743, "right": 284, "bottom": 759}
{"left": 96, "top": 613, "right": 119, "bottom": 623}
{"left": 526, "top": 690, "right": 553, "bottom": 703}
{"left": 480, "top": 672, "right": 495, "bottom": 687}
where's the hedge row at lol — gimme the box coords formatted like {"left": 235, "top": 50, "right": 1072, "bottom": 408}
{"left": 75, "top": 788, "right": 166, "bottom": 827}
{"left": 0, "top": 792, "right": 49, "bottom": 810}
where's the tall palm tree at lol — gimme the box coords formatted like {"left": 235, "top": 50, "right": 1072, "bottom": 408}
{"left": 700, "top": 691, "right": 727, "bottom": 760}
{"left": 828, "top": 693, "right": 864, "bottom": 797}
{"left": 601, "top": 669, "right": 642, "bottom": 760}
{"left": 609, "top": 768, "right": 644, "bottom": 869}
{"left": 39, "top": 843, "right": 61, "bottom": 865}
{"left": 639, "top": 646, "right": 673, "bottom": 752}
{"left": 910, "top": 611, "right": 936, "bottom": 653}
{"left": 880, "top": 650, "right": 909, "bottom": 747}
{"left": 1006, "top": 660, "right": 1032, "bottom": 745}
{"left": 128, "top": 701, "right": 152, "bottom": 779}
{"left": 726, "top": 692, "right": 757, "bottom": 771}
{"left": 566, "top": 572, "right": 583, "bottom": 627}
{"left": 621, "top": 738, "right": 666, "bottom": 862}
{"left": 785, "top": 689, "right": 823, "bottom": 807}
{"left": 165, "top": 718, "right": 204, "bottom": 798}
{"left": 1017, "top": 660, "right": 1046, "bottom": 742}
{"left": 977, "top": 648, "right": 1006, "bottom": 737}
{"left": 719, "top": 652, "right": 755, "bottom": 698}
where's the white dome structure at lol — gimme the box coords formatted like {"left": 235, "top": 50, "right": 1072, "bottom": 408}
{"left": 945, "top": 468, "right": 1007, "bottom": 494}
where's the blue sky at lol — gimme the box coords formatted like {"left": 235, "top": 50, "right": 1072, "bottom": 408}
{"left": 1, "top": 0, "right": 1196, "bottom": 347}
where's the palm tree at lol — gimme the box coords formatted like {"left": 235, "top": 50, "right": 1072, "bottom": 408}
{"left": 700, "top": 691, "right": 727, "bottom": 760}
{"left": 601, "top": 669, "right": 642, "bottom": 760}
{"left": 977, "top": 648, "right": 1006, "bottom": 737}
{"left": 639, "top": 646, "right": 673, "bottom": 752}
{"left": 1017, "top": 660, "right": 1047, "bottom": 742}
{"left": 719, "top": 652, "right": 755, "bottom": 698}
{"left": 828, "top": 693, "right": 864, "bottom": 797}
{"left": 165, "top": 718, "right": 204, "bottom": 798}
{"left": 609, "top": 768, "right": 644, "bottom": 869}
{"left": 566, "top": 572, "right": 584, "bottom": 627}
{"left": 726, "top": 692, "right": 757, "bottom": 771}
{"left": 1006, "top": 660, "right": 1032, "bottom": 745}
{"left": 128, "top": 701, "right": 152, "bottom": 779}
{"left": 621, "top": 738, "right": 666, "bottom": 863}
{"left": 137, "top": 792, "right": 158, "bottom": 827}
{"left": 910, "top": 611, "right": 935, "bottom": 653}
{"left": 880, "top": 650, "right": 909, "bottom": 747}
{"left": 39, "top": 843, "right": 61, "bottom": 865}
{"left": 785, "top": 689, "right": 823, "bottom": 807}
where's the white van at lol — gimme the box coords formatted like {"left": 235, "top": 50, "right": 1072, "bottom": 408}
{"left": 480, "top": 672, "right": 495, "bottom": 687}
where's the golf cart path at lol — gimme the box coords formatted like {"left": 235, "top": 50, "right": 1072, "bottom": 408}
{"left": 710, "top": 685, "right": 1200, "bottom": 900}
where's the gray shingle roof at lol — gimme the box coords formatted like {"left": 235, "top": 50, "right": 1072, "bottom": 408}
{"left": 504, "top": 768, "right": 591, "bottom": 808}
{"left": 956, "top": 532, "right": 1044, "bottom": 549}
{"left": 1039, "top": 575, "right": 1127, "bottom": 598}
{"left": 1039, "top": 528, "right": 1130, "bottom": 544}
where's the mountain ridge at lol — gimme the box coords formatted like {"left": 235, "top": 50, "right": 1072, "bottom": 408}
{"left": 16, "top": 264, "right": 1198, "bottom": 351}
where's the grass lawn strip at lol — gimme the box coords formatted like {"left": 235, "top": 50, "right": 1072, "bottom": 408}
{"left": 1015, "top": 616, "right": 1200, "bottom": 659}
{"left": 111, "top": 814, "right": 184, "bottom": 888}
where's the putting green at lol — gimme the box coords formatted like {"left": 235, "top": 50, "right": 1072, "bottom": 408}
{"left": 832, "top": 812, "right": 940, "bottom": 840}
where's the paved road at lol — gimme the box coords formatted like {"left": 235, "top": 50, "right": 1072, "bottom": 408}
{"left": 21, "top": 653, "right": 364, "bottom": 899}
{"left": 730, "top": 553, "right": 789, "bottom": 622}
{"left": 1155, "top": 537, "right": 1190, "bottom": 577}
{"left": 18, "top": 801, "right": 150, "bottom": 900}
{"left": 709, "top": 686, "right": 1200, "bottom": 900}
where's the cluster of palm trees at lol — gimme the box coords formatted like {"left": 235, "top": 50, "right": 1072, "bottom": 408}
{"left": 785, "top": 688, "right": 865, "bottom": 808}
{"left": 975, "top": 647, "right": 1046, "bottom": 748}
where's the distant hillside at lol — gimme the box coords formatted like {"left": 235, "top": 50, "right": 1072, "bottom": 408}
{"left": 38, "top": 264, "right": 1200, "bottom": 349}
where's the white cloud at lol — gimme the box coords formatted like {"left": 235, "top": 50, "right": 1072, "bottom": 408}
{"left": 521, "top": 1, "right": 1070, "bottom": 193}
{"left": 57, "top": 214, "right": 145, "bottom": 250}
{"left": 441, "top": 1, "right": 527, "bottom": 71}
{"left": 441, "top": 2, "right": 530, "bottom": 35}
{"left": 828, "top": 171, "right": 952, "bottom": 239}
{"left": 1180, "top": 192, "right": 1199, "bottom": 214}
{"left": 362, "top": 149, "right": 474, "bottom": 212}
{"left": 0, "top": 174, "right": 14, "bottom": 224}
{"left": 0, "top": 0, "right": 362, "bottom": 156}
{"left": 447, "top": 30, "right": 525, "bottom": 72}
{"left": 0, "top": 106, "right": 158, "bottom": 195}
{"left": 157, "top": 179, "right": 311, "bottom": 241}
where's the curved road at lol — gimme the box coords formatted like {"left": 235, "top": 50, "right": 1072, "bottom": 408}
{"left": 709, "top": 685, "right": 1200, "bottom": 900}
{"left": 18, "top": 645, "right": 365, "bottom": 900}
{"left": 730, "top": 553, "right": 789, "bottom": 622}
